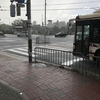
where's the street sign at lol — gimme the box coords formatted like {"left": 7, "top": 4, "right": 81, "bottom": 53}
{"left": 18, "top": 0, "right": 25, "bottom": 3}
{"left": 17, "top": 3, "right": 25, "bottom": 7}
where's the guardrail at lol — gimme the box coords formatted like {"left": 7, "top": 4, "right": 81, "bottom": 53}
{"left": 34, "top": 47, "right": 100, "bottom": 77}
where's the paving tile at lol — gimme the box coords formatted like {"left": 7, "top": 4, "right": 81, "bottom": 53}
{"left": 0, "top": 53, "right": 100, "bottom": 100}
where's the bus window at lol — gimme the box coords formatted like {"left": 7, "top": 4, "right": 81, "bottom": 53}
{"left": 83, "top": 25, "right": 89, "bottom": 40}
{"left": 76, "top": 26, "right": 82, "bottom": 40}
{"left": 83, "top": 25, "right": 90, "bottom": 55}
{"left": 93, "top": 28, "right": 100, "bottom": 43}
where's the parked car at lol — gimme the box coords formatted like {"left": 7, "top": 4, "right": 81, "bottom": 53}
{"left": 55, "top": 32, "right": 67, "bottom": 37}
{"left": 17, "top": 32, "right": 28, "bottom": 37}
{"left": 0, "top": 31, "right": 5, "bottom": 36}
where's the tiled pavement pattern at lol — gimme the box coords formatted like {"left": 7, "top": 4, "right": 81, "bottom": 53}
{"left": 0, "top": 53, "right": 100, "bottom": 100}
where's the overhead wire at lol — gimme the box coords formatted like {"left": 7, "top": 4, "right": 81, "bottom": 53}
{"left": 0, "top": 7, "right": 99, "bottom": 11}
{"left": 0, "top": 0, "right": 100, "bottom": 8}
{"left": 47, "top": 0, "right": 100, "bottom": 6}
{"left": 31, "top": 0, "right": 100, "bottom": 6}
{"left": 0, "top": 0, "right": 100, "bottom": 11}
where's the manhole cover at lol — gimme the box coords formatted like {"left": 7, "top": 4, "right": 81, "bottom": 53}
{"left": 32, "top": 63, "right": 46, "bottom": 68}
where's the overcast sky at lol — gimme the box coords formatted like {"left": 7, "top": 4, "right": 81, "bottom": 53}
{"left": 0, "top": 0, "right": 100, "bottom": 25}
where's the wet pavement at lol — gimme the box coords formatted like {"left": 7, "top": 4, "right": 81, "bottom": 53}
{"left": 0, "top": 52, "right": 100, "bottom": 100}
{"left": 0, "top": 82, "right": 25, "bottom": 100}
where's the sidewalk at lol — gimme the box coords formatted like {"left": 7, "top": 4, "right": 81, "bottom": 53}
{"left": 0, "top": 52, "right": 100, "bottom": 100}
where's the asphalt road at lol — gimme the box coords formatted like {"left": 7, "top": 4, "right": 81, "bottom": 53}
{"left": 0, "top": 34, "right": 74, "bottom": 51}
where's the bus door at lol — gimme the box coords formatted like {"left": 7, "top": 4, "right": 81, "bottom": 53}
{"left": 74, "top": 24, "right": 90, "bottom": 56}
{"left": 83, "top": 25, "right": 89, "bottom": 56}
{"left": 74, "top": 26, "right": 83, "bottom": 53}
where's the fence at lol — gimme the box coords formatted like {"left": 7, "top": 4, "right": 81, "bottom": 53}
{"left": 34, "top": 47, "right": 100, "bottom": 77}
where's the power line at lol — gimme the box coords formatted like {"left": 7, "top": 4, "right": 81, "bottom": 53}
{"left": 31, "top": 7, "right": 100, "bottom": 11}
{"left": 0, "top": 0, "right": 100, "bottom": 8}
{"left": 31, "top": 0, "right": 100, "bottom": 6}
{"left": 47, "top": 0, "right": 100, "bottom": 6}
{"left": 0, "top": 7, "right": 99, "bottom": 11}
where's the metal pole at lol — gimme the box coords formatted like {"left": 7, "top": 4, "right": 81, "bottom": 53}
{"left": 27, "top": 0, "right": 32, "bottom": 62}
{"left": 42, "top": 14, "right": 43, "bottom": 35}
{"left": 44, "top": 0, "right": 46, "bottom": 43}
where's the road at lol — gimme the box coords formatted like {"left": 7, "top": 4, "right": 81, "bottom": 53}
{"left": 0, "top": 34, "right": 73, "bottom": 61}
{"left": 0, "top": 34, "right": 99, "bottom": 76}
{"left": 0, "top": 34, "right": 74, "bottom": 51}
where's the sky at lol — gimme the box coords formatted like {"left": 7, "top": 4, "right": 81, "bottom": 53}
{"left": 0, "top": 0, "right": 100, "bottom": 25}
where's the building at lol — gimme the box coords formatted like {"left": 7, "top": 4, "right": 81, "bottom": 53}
{"left": 47, "top": 20, "right": 66, "bottom": 28}
{"left": 33, "top": 21, "right": 36, "bottom": 25}
{"left": 47, "top": 20, "right": 53, "bottom": 28}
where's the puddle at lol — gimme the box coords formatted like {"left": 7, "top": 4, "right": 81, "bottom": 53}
{"left": 32, "top": 63, "right": 46, "bottom": 68}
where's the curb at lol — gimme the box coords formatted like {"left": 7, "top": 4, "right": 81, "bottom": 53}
{"left": 0, "top": 79, "right": 30, "bottom": 100}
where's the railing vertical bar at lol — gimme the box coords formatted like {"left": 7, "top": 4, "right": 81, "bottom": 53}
{"left": 55, "top": 50, "right": 58, "bottom": 64}
{"left": 70, "top": 52, "right": 72, "bottom": 68}
{"left": 34, "top": 47, "right": 100, "bottom": 78}
{"left": 61, "top": 51, "right": 62, "bottom": 66}
{"left": 42, "top": 48, "right": 43, "bottom": 60}
{"left": 63, "top": 51, "right": 65, "bottom": 67}
{"left": 95, "top": 58, "right": 97, "bottom": 75}
{"left": 50, "top": 49, "right": 51, "bottom": 63}
{"left": 52, "top": 50, "right": 53, "bottom": 63}
{"left": 50, "top": 49, "right": 52, "bottom": 63}
{"left": 65, "top": 51, "right": 67, "bottom": 67}
{"left": 53, "top": 50, "right": 54, "bottom": 63}
{"left": 38, "top": 48, "right": 40, "bottom": 60}
{"left": 70, "top": 52, "right": 71, "bottom": 67}
{"left": 34, "top": 48, "right": 36, "bottom": 62}
{"left": 99, "top": 57, "right": 100, "bottom": 76}
{"left": 45, "top": 48, "right": 46, "bottom": 61}
{"left": 39, "top": 48, "right": 41, "bottom": 60}
{"left": 58, "top": 50, "right": 59, "bottom": 65}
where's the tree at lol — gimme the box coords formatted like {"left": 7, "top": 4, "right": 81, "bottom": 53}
{"left": 11, "top": 19, "right": 23, "bottom": 27}
{"left": 0, "top": 24, "right": 13, "bottom": 34}
{"left": 52, "top": 26, "right": 60, "bottom": 34}
{"left": 60, "top": 26, "right": 66, "bottom": 33}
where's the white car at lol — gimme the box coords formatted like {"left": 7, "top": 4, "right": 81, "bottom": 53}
{"left": 17, "top": 32, "right": 28, "bottom": 37}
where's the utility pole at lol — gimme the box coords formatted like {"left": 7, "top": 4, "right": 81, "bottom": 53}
{"left": 10, "top": 0, "right": 32, "bottom": 63}
{"left": 26, "top": 0, "right": 32, "bottom": 63}
{"left": 42, "top": 14, "right": 43, "bottom": 35}
{"left": 44, "top": 0, "right": 46, "bottom": 43}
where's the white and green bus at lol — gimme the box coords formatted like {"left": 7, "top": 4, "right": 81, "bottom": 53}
{"left": 70, "top": 11, "right": 100, "bottom": 60}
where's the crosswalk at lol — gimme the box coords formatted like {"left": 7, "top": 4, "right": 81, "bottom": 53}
{"left": 2, "top": 45, "right": 83, "bottom": 67}
{"left": 3, "top": 47, "right": 35, "bottom": 57}
{"left": 2, "top": 42, "right": 72, "bottom": 59}
{"left": 6, "top": 47, "right": 29, "bottom": 57}
{"left": 2, "top": 45, "right": 72, "bottom": 58}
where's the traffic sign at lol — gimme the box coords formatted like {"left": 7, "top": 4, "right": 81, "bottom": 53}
{"left": 18, "top": 0, "right": 25, "bottom": 3}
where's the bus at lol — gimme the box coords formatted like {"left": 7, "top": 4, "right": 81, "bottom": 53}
{"left": 70, "top": 12, "right": 100, "bottom": 61}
